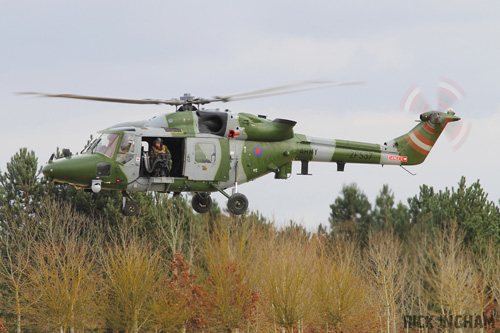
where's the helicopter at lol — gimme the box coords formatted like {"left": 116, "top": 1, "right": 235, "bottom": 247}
{"left": 22, "top": 81, "right": 460, "bottom": 216}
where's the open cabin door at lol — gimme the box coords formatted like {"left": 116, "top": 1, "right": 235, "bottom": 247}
{"left": 184, "top": 137, "right": 230, "bottom": 181}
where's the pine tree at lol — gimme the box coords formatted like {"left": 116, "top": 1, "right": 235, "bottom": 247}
{"left": 329, "top": 183, "right": 372, "bottom": 242}
{"left": 0, "top": 148, "right": 44, "bottom": 225}
{"left": 407, "top": 177, "right": 500, "bottom": 252}
{"left": 444, "top": 177, "right": 500, "bottom": 251}
{"left": 373, "top": 185, "right": 410, "bottom": 238}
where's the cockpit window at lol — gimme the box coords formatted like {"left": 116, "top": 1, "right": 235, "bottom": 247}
{"left": 116, "top": 133, "right": 135, "bottom": 164}
{"left": 95, "top": 133, "right": 120, "bottom": 159}
{"left": 119, "top": 133, "right": 135, "bottom": 153}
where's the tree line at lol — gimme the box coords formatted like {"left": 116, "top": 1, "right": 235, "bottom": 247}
{"left": 0, "top": 148, "right": 500, "bottom": 332}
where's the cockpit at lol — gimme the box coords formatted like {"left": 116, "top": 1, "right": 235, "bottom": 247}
{"left": 83, "top": 133, "right": 136, "bottom": 164}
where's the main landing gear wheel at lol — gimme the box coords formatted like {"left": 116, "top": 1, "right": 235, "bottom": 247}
{"left": 227, "top": 193, "right": 249, "bottom": 215}
{"left": 192, "top": 192, "right": 213, "bottom": 214}
{"left": 121, "top": 201, "right": 139, "bottom": 216}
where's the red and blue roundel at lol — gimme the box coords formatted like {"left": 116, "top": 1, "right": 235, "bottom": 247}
{"left": 254, "top": 146, "right": 263, "bottom": 156}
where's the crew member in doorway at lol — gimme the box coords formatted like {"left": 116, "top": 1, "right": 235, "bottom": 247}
{"left": 149, "top": 138, "right": 172, "bottom": 176}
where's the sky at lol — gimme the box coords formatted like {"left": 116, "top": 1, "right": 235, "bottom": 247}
{"left": 1, "top": 1, "right": 499, "bottom": 230}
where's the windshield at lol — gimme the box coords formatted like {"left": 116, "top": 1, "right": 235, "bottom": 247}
{"left": 94, "top": 133, "right": 120, "bottom": 159}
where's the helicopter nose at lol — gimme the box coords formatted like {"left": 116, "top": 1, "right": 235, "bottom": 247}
{"left": 42, "top": 158, "right": 74, "bottom": 182}
{"left": 42, "top": 163, "right": 54, "bottom": 180}
{"left": 42, "top": 154, "right": 99, "bottom": 186}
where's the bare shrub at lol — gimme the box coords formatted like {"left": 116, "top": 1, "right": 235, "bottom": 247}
{"left": 253, "top": 229, "right": 314, "bottom": 332}
{"left": 101, "top": 239, "right": 162, "bottom": 332}
{"left": 366, "top": 229, "right": 408, "bottom": 332}
{"left": 313, "top": 237, "right": 377, "bottom": 331}
{"left": 204, "top": 221, "right": 259, "bottom": 331}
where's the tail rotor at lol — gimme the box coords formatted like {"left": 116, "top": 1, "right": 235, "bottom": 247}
{"left": 401, "top": 78, "right": 472, "bottom": 150}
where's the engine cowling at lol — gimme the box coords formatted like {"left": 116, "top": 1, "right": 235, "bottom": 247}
{"left": 239, "top": 113, "right": 297, "bottom": 141}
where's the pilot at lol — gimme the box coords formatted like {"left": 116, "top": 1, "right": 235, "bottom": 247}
{"left": 149, "top": 138, "right": 172, "bottom": 176}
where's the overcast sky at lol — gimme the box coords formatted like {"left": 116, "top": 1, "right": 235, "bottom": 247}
{"left": 1, "top": 1, "right": 499, "bottom": 229}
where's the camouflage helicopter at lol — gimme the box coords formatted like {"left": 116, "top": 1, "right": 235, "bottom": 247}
{"left": 23, "top": 81, "right": 460, "bottom": 216}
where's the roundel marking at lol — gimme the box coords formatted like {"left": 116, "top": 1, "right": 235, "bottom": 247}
{"left": 254, "top": 146, "right": 262, "bottom": 156}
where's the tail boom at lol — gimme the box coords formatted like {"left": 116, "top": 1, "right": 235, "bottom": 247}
{"left": 294, "top": 110, "right": 460, "bottom": 168}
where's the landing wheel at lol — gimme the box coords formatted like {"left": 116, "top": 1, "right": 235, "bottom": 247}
{"left": 192, "top": 192, "right": 212, "bottom": 214}
{"left": 227, "top": 193, "right": 248, "bottom": 215}
{"left": 121, "top": 200, "right": 139, "bottom": 216}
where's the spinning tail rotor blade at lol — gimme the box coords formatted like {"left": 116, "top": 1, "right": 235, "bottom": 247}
{"left": 437, "top": 78, "right": 470, "bottom": 150}
{"left": 446, "top": 119, "right": 472, "bottom": 151}
{"left": 401, "top": 85, "right": 431, "bottom": 114}
{"left": 438, "top": 77, "right": 465, "bottom": 110}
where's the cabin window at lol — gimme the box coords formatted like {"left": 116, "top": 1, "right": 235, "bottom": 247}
{"left": 95, "top": 133, "right": 119, "bottom": 159}
{"left": 194, "top": 143, "right": 215, "bottom": 164}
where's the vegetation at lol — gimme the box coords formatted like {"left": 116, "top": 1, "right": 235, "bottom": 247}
{"left": 1, "top": 147, "right": 500, "bottom": 332}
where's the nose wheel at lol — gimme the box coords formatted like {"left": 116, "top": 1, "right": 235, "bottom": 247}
{"left": 121, "top": 201, "right": 139, "bottom": 216}
{"left": 121, "top": 191, "right": 139, "bottom": 216}
{"left": 191, "top": 192, "right": 213, "bottom": 214}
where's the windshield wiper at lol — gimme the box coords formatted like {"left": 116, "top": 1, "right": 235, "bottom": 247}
{"left": 90, "top": 138, "right": 101, "bottom": 154}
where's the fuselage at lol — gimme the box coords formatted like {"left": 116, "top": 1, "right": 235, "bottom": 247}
{"left": 42, "top": 108, "right": 459, "bottom": 194}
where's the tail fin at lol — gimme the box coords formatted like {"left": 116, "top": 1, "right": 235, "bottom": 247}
{"left": 388, "top": 110, "right": 460, "bottom": 165}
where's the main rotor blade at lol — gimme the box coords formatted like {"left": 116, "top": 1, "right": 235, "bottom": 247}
{"left": 19, "top": 80, "right": 362, "bottom": 107}
{"left": 214, "top": 80, "right": 363, "bottom": 102}
{"left": 18, "top": 92, "right": 184, "bottom": 106}
{"left": 218, "top": 80, "right": 330, "bottom": 99}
